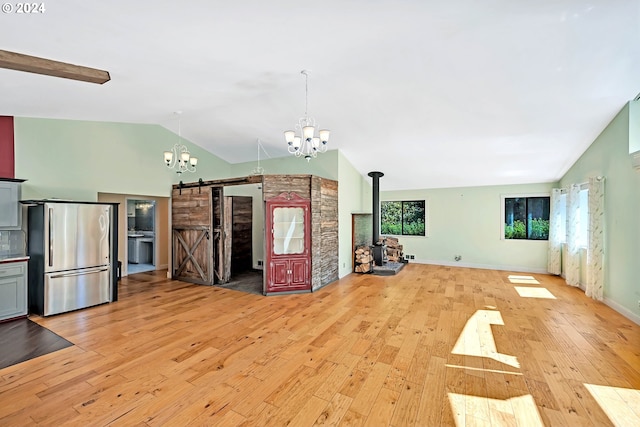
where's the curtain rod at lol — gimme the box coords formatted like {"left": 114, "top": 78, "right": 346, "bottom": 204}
{"left": 558, "top": 175, "right": 605, "bottom": 193}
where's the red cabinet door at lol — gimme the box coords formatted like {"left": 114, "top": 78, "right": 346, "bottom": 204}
{"left": 289, "top": 258, "right": 309, "bottom": 289}
{"left": 265, "top": 192, "right": 311, "bottom": 294}
{"left": 270, "top": 260, "right": 290, "bottom": 289}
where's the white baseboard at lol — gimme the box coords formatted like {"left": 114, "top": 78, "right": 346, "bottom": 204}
{"left": 413, "top": 259, "right": 549, "bottom": 274}
{"left": 604, "top": 297, "right": 640, "bottom": 326}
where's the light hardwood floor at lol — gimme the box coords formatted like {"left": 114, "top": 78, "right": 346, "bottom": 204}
{"left": 1, "top": 264, "right": 639, "bottom": 426}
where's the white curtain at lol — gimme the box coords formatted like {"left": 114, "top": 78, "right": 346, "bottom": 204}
{"left": 565, "top": 185, "right": 581, "bottom": 286}
{"left": 547, "top": 188, "right": 563, "bottom": 275}
{"left": 586, "top": 176, "right": 605, "bottom": 300}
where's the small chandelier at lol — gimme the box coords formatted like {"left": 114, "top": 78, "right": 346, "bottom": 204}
{"left": 284, "top": 70, "right": 330, "bottom": 161}
{"left": 163, "top": 111, "right": 198, "bottom": 174}
{"left": 251, "top": 138, "right": 270, "bottom": 175}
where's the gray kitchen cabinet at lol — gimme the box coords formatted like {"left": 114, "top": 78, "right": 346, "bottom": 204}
{"left": 0, "top": 260, "right": 28, "bottom": 320}
{"left": 128, "top": 236, "right": 137, "bottom": 263}
{"left": 128, "top": 235, "right": 153, "bottom": 264}
{"left": 0, "top": 180, "right": 22, "bottom": 229}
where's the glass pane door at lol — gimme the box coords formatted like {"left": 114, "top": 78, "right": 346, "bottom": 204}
{"left": 272, "top": 207, "right": 305, "bottom": 255}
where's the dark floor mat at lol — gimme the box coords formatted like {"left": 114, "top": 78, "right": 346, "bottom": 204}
{"left": 217, "top": 270, "right": 264, "bottom": 295}
{"left": 0, "top": 318, "right": 73, "bottom": 370}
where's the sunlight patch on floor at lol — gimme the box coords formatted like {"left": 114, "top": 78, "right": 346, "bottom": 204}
{"left": 507, "top": 275, "right": 540, "bottom": 284}
{"left": 446, "top": 364, "right": 523, "bottom": 376}
{"left": 514, "top": 286, "right": 557, "bottom": 299}
{"left": 448, "top": 392, "right": 544, "bottom": 427}
{"left": 584, "top": 383, "right": 640, "bottom": 426}
{"left": 451, "top": 310, "right": 520, "bottom": 368}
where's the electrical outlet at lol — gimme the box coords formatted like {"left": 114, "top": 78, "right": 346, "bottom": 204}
{"left": 257, "top": 260, "right": 263, "bottom": 266}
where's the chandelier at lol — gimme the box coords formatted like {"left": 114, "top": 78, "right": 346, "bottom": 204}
{"left": 284, "top": 70, "right": 330, "bottom": 161}
{"left": 251, "top": 138, "right": 270, "bottom": 175}
{"left": 163, "top": 111, "right": 198, "bottom": 174}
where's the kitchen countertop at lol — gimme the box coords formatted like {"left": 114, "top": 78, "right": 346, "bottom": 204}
{"left": 0, "top": 255, "right": 30, "bottom": 264}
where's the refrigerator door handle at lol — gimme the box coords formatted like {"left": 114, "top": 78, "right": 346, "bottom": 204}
{"left": 50, "top": 266, "right": 110, "bottom": 279}
{"left": 48, "top": 207, "right": 53, "bottom": 267}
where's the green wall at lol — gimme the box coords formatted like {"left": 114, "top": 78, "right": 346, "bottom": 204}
{"left": 381, "top": 183, "right": 555, "bottom": 273}
{"left": 230, "top": 149, "right": 339, "bottom": 180}
{"left": 560, "top": 102, "right": 640, "bottom": 322}
{"left": 629, "top": 100, "right": 640, "bottom": 153}
{"left": 338, "top": 151, "right": 371, "bottom": 277}
{"left": 14, "top": 117, "right": 231, "bottom": 201}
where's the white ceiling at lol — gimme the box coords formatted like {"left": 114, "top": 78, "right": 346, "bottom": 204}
{"left": 1, "top": 0, "right": 638, "bottom": 191}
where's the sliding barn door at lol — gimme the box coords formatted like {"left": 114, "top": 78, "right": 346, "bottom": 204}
{"left": 172, "top": 227, "right": 212, "bottom": 285}
{"left": 171, "top": 186, "right": 213, "bottom": 285}
{"left": 212, "top": 187, "right": 229, "bottom": 284}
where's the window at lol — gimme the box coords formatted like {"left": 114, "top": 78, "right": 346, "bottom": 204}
{"left": 504, "top": 196, "right": 550, "bottom": 240}
{"left": 381, "top": 200, "right": 426, "bottom": 236}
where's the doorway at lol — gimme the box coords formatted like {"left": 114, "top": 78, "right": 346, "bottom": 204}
{"left": 127, "top": 199, "right": 156, "bottom": 274}
{"left": 216, "top": 184, "right": 264, "bottom": 294}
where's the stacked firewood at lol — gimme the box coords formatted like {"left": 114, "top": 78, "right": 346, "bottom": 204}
{"left": 384, "top": 236, "right": 404, "bottom": 262}
{"left": 354, "top": 245, "right": 373, "bottom": 273}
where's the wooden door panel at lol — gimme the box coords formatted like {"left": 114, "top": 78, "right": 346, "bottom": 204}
{"left": 289, "top": 258, "right": 308, "bottom": 288}
{"left": 172, "top": 227, "right": 212, "bottom": 285}
{"left": 212, "top": 187, "right": 225, "bottom": 284}
{"left": 269, "top": 260, "right": 290, "bottom": 290}
{"left": 222, "top": 196, "right": 232, "bottom": 283}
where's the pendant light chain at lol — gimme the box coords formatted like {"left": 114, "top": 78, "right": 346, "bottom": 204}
{"left": 304, "top": 70, "right": 309, "bottom": 118}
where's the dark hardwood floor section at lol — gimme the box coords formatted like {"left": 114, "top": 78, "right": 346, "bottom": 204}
{"left": 0, "top": 318, "right": 73, "bottom": 370}
{"left": 0, "top": 265, "right": 639, "bottom": 426}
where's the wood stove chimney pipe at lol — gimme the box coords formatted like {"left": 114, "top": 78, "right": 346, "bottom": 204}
{"left": 368, "top": 171, "right": 384, "bottom": 245}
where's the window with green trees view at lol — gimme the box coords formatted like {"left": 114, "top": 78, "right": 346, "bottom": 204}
{"left": 381, "top": 200, "right": 426, "bottom": 236}
{"left": 504, "top": 196, "right": 550, "bottom": 240}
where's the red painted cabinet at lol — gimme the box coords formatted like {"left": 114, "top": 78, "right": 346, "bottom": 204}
{"left": 265, "top": 192, "right": 311, "bottom": 294}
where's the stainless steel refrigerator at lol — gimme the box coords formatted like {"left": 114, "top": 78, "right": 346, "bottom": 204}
{"left": 26, "top": 201, "right": 117, "bottom": 316}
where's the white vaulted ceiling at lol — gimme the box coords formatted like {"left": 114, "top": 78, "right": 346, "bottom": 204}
{"left": 0, "top": 0, "right": 637, "bottom": 190}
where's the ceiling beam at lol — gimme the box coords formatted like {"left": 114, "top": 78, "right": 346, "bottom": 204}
{"left": 0, "top": 49, "right": 110, "bottom": 84}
